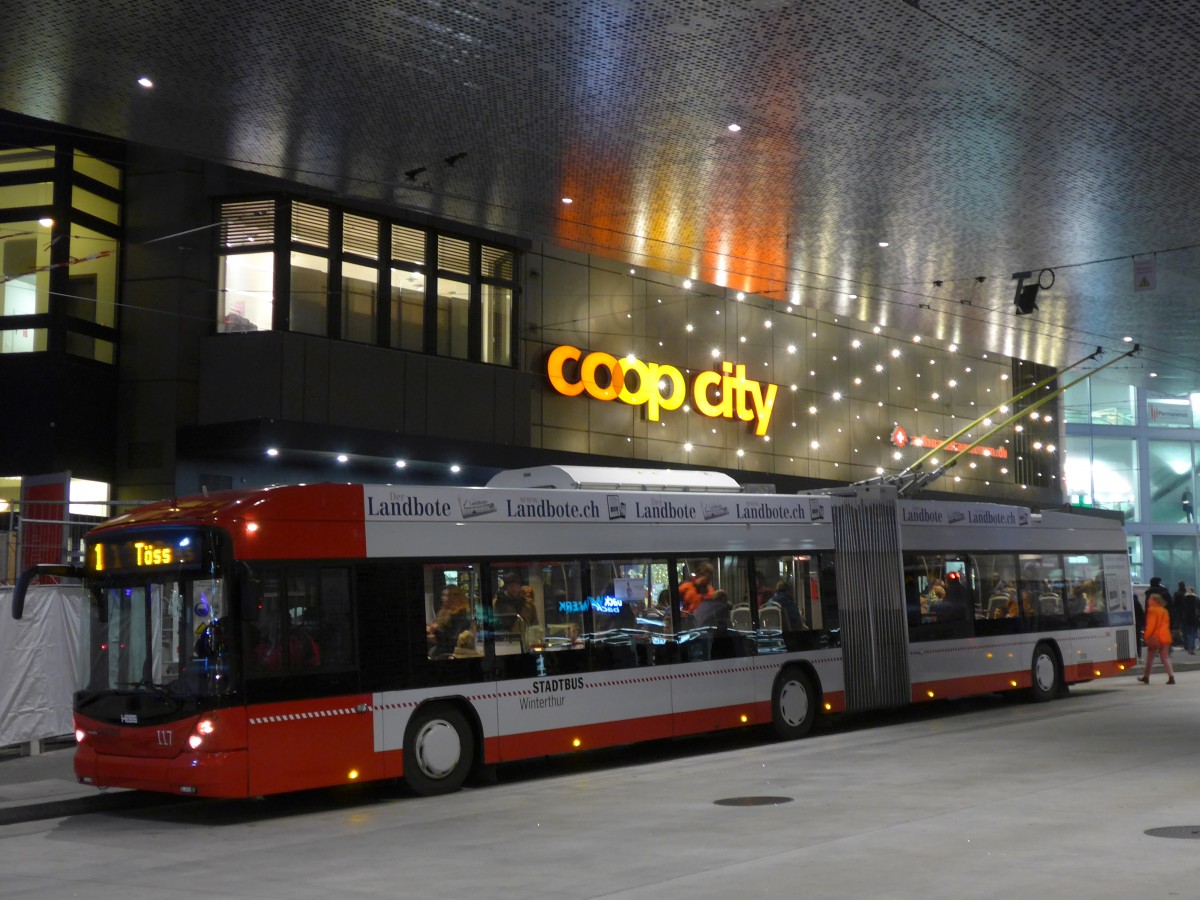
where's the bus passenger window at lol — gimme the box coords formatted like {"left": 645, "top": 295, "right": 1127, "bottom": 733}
{"left": 423, "top": 564, "right": 480, "bottom": 660}
{"left": 247, "top": 567, "right": 351, "bottom": 674}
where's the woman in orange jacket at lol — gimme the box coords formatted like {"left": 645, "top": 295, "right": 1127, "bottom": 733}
{"left": 1139, "top": 587, "right": 1177, "bottom": 684}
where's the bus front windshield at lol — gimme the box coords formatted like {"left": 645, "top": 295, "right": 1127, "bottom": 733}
{"left": 85, "top": 576, "right": 237, "bottom": 698}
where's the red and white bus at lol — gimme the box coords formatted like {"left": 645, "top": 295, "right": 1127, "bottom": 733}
{"left": 12, "top": 465, "right": 1136, "bottom": 797}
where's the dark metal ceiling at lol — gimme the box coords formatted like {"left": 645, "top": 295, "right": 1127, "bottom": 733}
{"left": 5, "top": 0, "right": 1200, "bottom": 391}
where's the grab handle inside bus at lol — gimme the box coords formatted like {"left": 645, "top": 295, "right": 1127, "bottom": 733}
{"left": 11, "top": 563, "right": 86, "bottom": 620}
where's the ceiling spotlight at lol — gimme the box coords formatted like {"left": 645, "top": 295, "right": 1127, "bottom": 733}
{"left": 38, "top": 217, "right": 54, "bottom": 227}
{"left": 137, "top": 76, "right": 154, "bottom": 88}
{"left": 683, "top": 279, "right": 693, "bottom": 289}
{"left": 336, "top": 454, "right": 349, "bottom": 463}
{"left": 561, "top": 197, "right": 573, "bottom": 204}
{"left": 727, "top": 123, "right": 742, "bottom": 132}
{"left": 450, "top": 464, "right": 462, "bottom": 473}
{"left": 266, "top": 448, "right": 279, "bottom": 457}
{"left": 878, "top": 241, "right": 889, "bottom": 248}
{"left": 395, "top": 460, "right": 407, "bottom": 468}
{"left": 736, "top": 292, "right": 745, "bottom": 301}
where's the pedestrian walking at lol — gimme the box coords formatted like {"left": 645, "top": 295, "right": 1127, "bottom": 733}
{"left": 1139, "top": 583, "right": 1177, "bottom": 684}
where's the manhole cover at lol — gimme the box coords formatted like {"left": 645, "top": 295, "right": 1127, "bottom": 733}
{"left": 1145, "top": 826, "right": 1200, "bottom": 839}
{"left": 713, "top": 796, "right": 793, "bottom": 807}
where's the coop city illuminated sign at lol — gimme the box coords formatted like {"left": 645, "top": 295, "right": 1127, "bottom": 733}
{"left": 546, "top": 345, "right": 778, "bottom": 435}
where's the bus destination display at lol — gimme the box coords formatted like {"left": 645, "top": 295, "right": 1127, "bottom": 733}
{"left": 87, "top": 531, "right": 204, "bottom": 574}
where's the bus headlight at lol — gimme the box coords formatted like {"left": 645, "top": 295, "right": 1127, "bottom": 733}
{"left": 75, "top": 729, "right": 86, "bottom": 744}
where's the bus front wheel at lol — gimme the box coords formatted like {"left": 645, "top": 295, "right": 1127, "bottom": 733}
{"left": 772, "top": 667, "right": 817, "bottom": 739}
{"left": 404, "top": 703, "right": 474, "bottom": 796}
{"left": 1029, "top": 643, "right": 1063, "bottom": 702}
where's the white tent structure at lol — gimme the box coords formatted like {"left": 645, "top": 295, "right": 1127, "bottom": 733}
{"left": 0, "top": 585, "right": 88, "bottom": 750}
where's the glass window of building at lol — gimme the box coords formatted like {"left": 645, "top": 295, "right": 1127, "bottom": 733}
{"left": 0, "top": 140, "right": 121, "bottom": 360}
{"left": 1151, "top": 536, "right": 1197, "bottom": 596}
{"left": 215, "top": 197, "right": 518, "bottom": 366}
{"left": 1065, "top": 435, "right": 1138, "bottom": 520}
{"left": 341, "top": 260, "right": 377, "bottom": 344}
{"left": 1147, "top": 390, "right": 1193, "bottom": 428}
{"left": 217, "top": 199, "right": 275, "bottom": 332}
{"left": 436, "top": 277, "right": 470, "bottom": 359}
{"left": 1147, "top": 440, "right": 1196, "bottom": 524}
{"left": 1091, "top": 378, "right": 1136, "bottom": 426}
{"left": 290, "top": 252, "right": 329, "bottom": 336}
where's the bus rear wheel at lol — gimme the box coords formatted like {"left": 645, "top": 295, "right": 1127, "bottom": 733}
{"left": 1029, "top": 643, "right": 1062, "bottom": 702}
{"left": 404, "top": 704, "right": 474, "bottom": 796}
{"left": 772, "top": 667, "right": 817, "bottom": 739}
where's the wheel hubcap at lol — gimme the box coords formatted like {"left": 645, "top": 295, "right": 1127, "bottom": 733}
{"left": 415, "top": 719, "right": 461, "bottom": 779}
{"left": 779, "top": 680, "right": 809, "bottom": 726}
{"left": 1034, "top": 654, "right": 1055, "bottom": 692}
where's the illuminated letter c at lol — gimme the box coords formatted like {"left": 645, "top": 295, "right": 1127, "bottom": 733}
{"left": 547, "top": 345, "right": 584, "bottom": 396}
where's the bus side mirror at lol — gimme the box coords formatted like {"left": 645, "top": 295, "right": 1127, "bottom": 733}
{"left": 11, "top": 563, "right": 86, "bottom": 619}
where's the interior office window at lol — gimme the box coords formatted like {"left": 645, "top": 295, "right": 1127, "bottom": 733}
{"left": 290, "top": 252, "right": 329, "bottom": 336}
{"left": 71, "top": 185, "right": 120, "bottom": 225}
{"left": 481, "top": 283, "right": 512, "bottom": 365}
{"left": 390, "top": 224, "right": 426, "bottom": 352}
{"left": 291, "top": 202, "right": 329, "bottom": 248}
{"left": 437, "top": 235, "right": 470, "bottom": 275}
{"left": 0, "top": 328, "right": 46, "bottom": 353}
{"left": 436, "top": 277, "right": 470, "bottom": 359}
{"left": 389, "top": 268, "right": 425, "bottom": 351}
{"left": 0, "top": 146, "right": 54, "bottom": 173}
{"left": 341, "top": 260, "right": 377, "bottom": 344}
{"left": 65, "top": 224, "right": 118, "bottom": 362}
{"left": 217, "top": 199, "right": 275, "bottom": 333}
{"left": 218, "top": 252, "right": 274, "bottom": 332}
{"left": 72, "top": 149, "right": 121, "bottom": 189}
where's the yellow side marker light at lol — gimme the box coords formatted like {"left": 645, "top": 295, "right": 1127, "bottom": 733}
{"left": 348, "top": 769, "right": 359, "bottom": 781}
{"left": 572, "top": 738, "right": 582, "bottom": 748}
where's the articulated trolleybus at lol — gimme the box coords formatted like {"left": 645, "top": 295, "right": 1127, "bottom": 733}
{"left": 12, "top": 465, "right": 1135, "bottom": 798}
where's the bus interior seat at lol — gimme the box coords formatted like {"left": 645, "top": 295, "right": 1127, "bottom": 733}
{"left": 759, "top": 605, "right": 783, "bottom": 631}
{"left": 731, "top": 605, "right": 752, "bottom": 630}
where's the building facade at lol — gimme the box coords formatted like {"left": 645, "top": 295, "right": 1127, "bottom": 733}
{"left": 1, "top": 112, "right": 1075, "bottom": 577}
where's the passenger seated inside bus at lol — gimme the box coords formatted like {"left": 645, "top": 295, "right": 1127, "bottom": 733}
{"left": 679, "top": 563, "right": 715, "bottom": 614}
{"left": 766, "top": 580, "right": 805, "bottom": 629}
{"left": 428, "top": 586, "right": 472, "bottom": 658}
{"left": 450, "top": 630, "right": 481, "bottom": 658}
{"left": 255, "top": 624, "right": 320, "bottom": 671}
{"left": 693, "top": 589, "right": 732, "bottom": 628}
{"left": 494, "top": 572, "right": 538, "bottom": 624}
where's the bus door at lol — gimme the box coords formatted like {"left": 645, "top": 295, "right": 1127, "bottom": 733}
{"left": 672, "top": 555, "right": 756, "bottom": 734}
